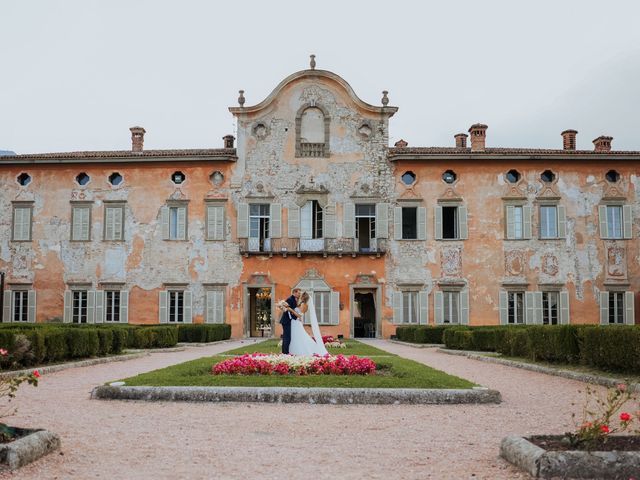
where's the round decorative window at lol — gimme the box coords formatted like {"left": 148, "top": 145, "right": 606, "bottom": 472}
{"left": 171, "top": 171, "right": 185, "bottom": 184}
{"left": 506, "top": 169, "right": 521, "bottom": 184}
{"left": 76, "top": 172, "right": 90, "bottom": 186}
{"left": 108, "top": 172, "right": 123, "bottom": 186}
{"left": 442, "top": 170, "right": 457, "bottom": 184}
{"left": 210, "top": 171, "right": 224, "bottom": 186}
{"left": 401, "top": 171, "right": 416, "bottom": 186}
{"left": 605, "top": 170, "right": 620, "bottom": 183}
{"left": 540, "top": 170, "right": 556, "bottom": 183}
{"left": 17, "top": 173, "right": 31, "bottom": 186}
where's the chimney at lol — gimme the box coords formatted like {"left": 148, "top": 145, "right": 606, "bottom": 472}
{"left": 593, "top": 135, "right": 613, "bottom": 152}
{"left": 561, "top": 129, "right": 578, "bottom": 150}
{"left": 468, "top": 124, "right": 488, "bottom": 152}
{"left": 454, "top": 133, "right": 468, "bottom": 148}
{"left": 223, "top": 134, "right": 235, "bottom": 149}
{"left": 394, "top": 139, "right": 408, "bottom": 148}
{"left": 129, "top": 126, "right": 146, "bottom": 153}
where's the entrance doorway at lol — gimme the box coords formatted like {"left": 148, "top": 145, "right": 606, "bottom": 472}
{"left": 248, "top": 287, "right": 272, "bottom": 337}
{"left": 353, "top": 290, "right": 376, "bottom": 338}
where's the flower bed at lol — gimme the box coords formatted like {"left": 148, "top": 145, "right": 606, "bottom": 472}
{"left": 276, "top": 335, "right": 347, "bottom": 349}
{"left": 212, "top": 353, "right": 376, "bottom": 376}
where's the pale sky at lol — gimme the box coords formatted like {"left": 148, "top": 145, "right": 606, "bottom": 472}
{"left": 1, "top": 0, "right": 639, "bottom": 154}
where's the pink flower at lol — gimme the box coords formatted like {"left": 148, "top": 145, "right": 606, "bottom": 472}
{"left": 616, "top": 383, "right": 627, "bottom": 392}
{"left": 0, "top": 349, "right": 7, "bottom": 356}
{"left": 620, "top": 412, "right": 632, "bottom": 422}
{"left": 600, "top": 425, "right": 610, "bottom": 434}
{"left": 32, "top": 370, "right": 41, "bottom": 378}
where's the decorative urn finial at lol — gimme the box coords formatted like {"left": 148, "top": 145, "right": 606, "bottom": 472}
{"left": 310, "top": 54, "right": 316, "bottom": 70}
{"left": 381, "top": 90, "right": 389, "bottom": 106}
{"left": 238, "top": 90, "right": 245, "bottom": 107}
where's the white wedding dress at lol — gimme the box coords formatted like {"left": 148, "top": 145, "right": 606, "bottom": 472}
{"left": 289, "top": 296, "right": 329, "bottom": 356}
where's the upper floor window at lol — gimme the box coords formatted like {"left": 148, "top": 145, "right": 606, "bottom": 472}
{"left": 71, "top": 204, "right": 92, "bottom": 241}
{"left": 12, "top": 203, "right": 33, "bottom": 241}
{"left": 599, "top": 205, "right": 632, "bottom": 239}
{"left": 539, "top": 204, "right": 566, "bottom": 239}
{"left": 104, "top": 203, "right": 125, "bottom": 241}
{"left": 435, "top": 204, "right": 468, "bottom": 240}
{"left": 296, "top": 105, "right": 329, "bottom": 157}
{"left": 161, "top": 203, "right": 188, "bottom": 241}
{"left": 394, "top": 206, "right": 427, "bottom": 241}
{"left": 505, "top": 205, "right": 532, "bottom": 240}
{"left": 249, "top": 204, "right": 271, "bottom": 252}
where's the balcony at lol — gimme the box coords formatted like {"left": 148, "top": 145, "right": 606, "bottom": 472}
{"left": 239, "top": 237, "right": 387, "bottom": 257}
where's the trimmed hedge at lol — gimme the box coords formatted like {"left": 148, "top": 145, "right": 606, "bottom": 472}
{"left": 396, "top": 326, "right": 448, "bottom": 344}
{"left": 442, "top": 324, "right": 640, "bottom": 374}
{"left": 0, "top": 323, "right": 232, "bottom": 370}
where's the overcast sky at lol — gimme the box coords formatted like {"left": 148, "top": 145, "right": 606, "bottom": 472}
{"left": 1, "top": 1, "right": 639, "bottom": 154}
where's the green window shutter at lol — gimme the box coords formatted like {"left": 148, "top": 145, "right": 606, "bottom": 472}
{"left": 417, "top": 207, "right": 427, "bottom": 241}
{"left": 458, "top": 206, "right": 468, "bottom": 240}
{"left": 623, "top": 205, "right": 633, "bottom": 239}
{"left": 114, "top": 206, "right": 123, "bottom": 240}
{"left": 13, "top": 207, "right": 31, "bottom": 241}
{"left": 375, "top": 203, "right": 389, "bottom": 239}
{"left": 87, "top": 290, "right": 96, "bottom": 323}
{"left": 27, "top": 290, "right": 36, "bottom": 323}
{"left": 330, "top": 291, "right": 340, "bottom": 325}
{"left": 214, "top": 290, "right": 225, "bottom": 324}
{"left": 459, "top": 290, "right": 469, "bottom": 325}
{"left": 499, "top": 291, "right": 508, "bottom": 325}
{"left": 522, "top": 205, "right": 532, "bottom": 239}
{"left": 418, "top": 290, "right": 428, "bottom": 325}
{"left": 205, "top": 290, "right": 214, "bottom": 323}
{"left": 323, "top": 204, "right": 336, "bottom": 238}
{"left": 287, "top": 205, "right": 300, "bottom": 239}
{"left": 525, "top": 292, "right": 535, "bottom": 324}
{"left": 434, "top": 206, "right": 443, "bottom": 240}
{"left": 598, "top": 205, "right": 608, "bottom": 239}
{"left": 392, "top": 292, "right": 403, "bottom": 324}
{"left": 105, "top": 207, "right": 114, "bottom": 240}
{"left": 270, "top": 203, "right": 282, "bottom": 238}
{"left": 120, "top": 291, "right": 129, "bottom": 323}
{"left": 624, "top": 291, "right": 635, "bottom": 325}
{"left": 183, "top": 291, "right": 193, "bottom": 323}
{"left": 207, "top": 205, "right": 224, "bottom": 240}
{"left": 160, "top": 206, "right": 170, "bottom": 240}
{"left": 94, "top": 290, "right": 104, "bottom": 323}
{"left": 177, "top": 206, "right": 187, "bottom": 240}
{"left": 159, "top": 291, "right": 168, "bottom": 323}
{"left": 3, "top": 291, "right": 12, "bottom": 322}
{"left": 559, "top": 291, "right": 570, "bottom": 325}
{"left": 73, "top": 206, "right": 90, "bottom": 241}
{"left": 599, "top": 291, "right": 609, "bottom": 325}
{"left": 557, "top": 205, "right": 567, "bottom": 239}
{"left": 506, "top": 206, "right": 515, "bottom": 239}
{"left": 393, "top": 207, "right": 402, "bottom": 240}
{"left": 343, "top": 203, "right": 355, "bottom": 238}
{"left": 237, "top": 203, "right": 248, "bottom": 238}
{"left": 63, "top": 291, "right": 73, "bottom": 323}
{"left": 300, "top": 201, "right": 312, "bottom": 239}
{"left": 534, "top": 291, "right": 543, "bottom": 324}
{"left": 434, "top": 291, "right": 444, "bottom": 324}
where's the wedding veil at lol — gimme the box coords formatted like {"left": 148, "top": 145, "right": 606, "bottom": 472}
{"left": 305, "top": 292, "right": 329, "bottom": 356}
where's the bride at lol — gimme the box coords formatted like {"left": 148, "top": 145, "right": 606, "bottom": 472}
{"left": 281, "top": 291, "right": 328, "bottom": 356}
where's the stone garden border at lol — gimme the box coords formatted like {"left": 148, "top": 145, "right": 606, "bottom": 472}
{"left": 439, "top": 348, "right": 640, "bottom": 393}
{"left": 91, "top": 385, "right": 501, "bottom": 405}
{"left": 0, "top": 428, "right": 61, "bottom": 470}
{"left": 389, "top": 340, "right": 444, "bottom": 349}
{"left": 500, "top": 434, "right": 640, "bottom": 479}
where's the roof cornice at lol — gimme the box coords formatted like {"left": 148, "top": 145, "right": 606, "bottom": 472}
{"left": 388, "top": 148, "right": 640, "bottom": 162}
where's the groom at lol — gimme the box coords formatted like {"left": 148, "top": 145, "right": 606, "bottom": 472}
{"left": 280, "top": 288, "right": 301, "bottom": 354}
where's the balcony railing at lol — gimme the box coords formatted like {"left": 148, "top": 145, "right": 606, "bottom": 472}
{"left": 239, "top": 237, "right": 386, "bottom": 256}
{"left": 299, "top": 143, "right": 325, "bottom": 157}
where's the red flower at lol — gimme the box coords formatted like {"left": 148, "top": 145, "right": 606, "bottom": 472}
{"left": 0, "top": 349, "right": 7, "bottom": 356}
{"left": 620, "top": 412, "right": 632, "bottom": 422}
{"left": 600, "top": 425, "right": 610, "bottom": 434}
{"left": 32, "top": 370, "right": 41, "bottom": 378}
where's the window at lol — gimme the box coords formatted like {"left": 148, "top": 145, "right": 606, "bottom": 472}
{"left": 605, "top": 170, "right": 620, "bottom": 183}
{"left": 205, "top": 289, "right": 225, "bottom": 324}
{"left": 508, "top": 292, "right": 525, "bottom": 324}
{"left": 443, "top": 291, "right": 459, "bottom": 324}
{"left": 540, "top": 170, "right": 555, "bottom": 183}
{"left": 402, "top": 291, "right": 419, "bottom": 324}
{"left": 76, "top": 172, "right": 90, "bottom": 186}
{"left": 171, "top": 171, "right": 185, "bottom": 184}
{"left": 442, "top": 170, "right": 457, "bottom": 184}
{"left": 301, "top": 200, "right": 323, "bottom": 239}
{"left": 12, "top": 204, "right": 32, "bottom": 241}
{"left": 206, "top": 204, "right": 225, "bottom": 241}
{"left": 314, "top": 291, "right": 330, "bottom": 325}
{"left": 12, "top": 291, "right": 28, "bottom": 322}
{"left": 435, "top": 290, "right": 468, "bottom": 325}
{"left": 298, "top": 106, "right": 327, "bottom": 157}
{"left": 210, "top": 171, "right": 224, "bottom": 186}
{"left": 506, "top": 169, "right": 521, "bottom": 183}
{"left": 249, "top": 204, "right": 271, "bottom": 252}
{"left": 104, "top": 204, "right": 124, "bottom": 241}
{"left": 72, "top": 291, "right": 88, "bottom": 324}
{"left": 108, "top": 172, "right": 123, "bottom": 186}
{"left": 168, "top": 291, "right": 184, "bottom": 323}
{"left": 609, "top": 292, "right": 625, "bottom": 324}
{"left": 161, "top": 204, "right": 187, "bottom": 240}
{"left": 71, "top": 205, "right": 91, "bottom": 241}
{"left": 542, "top": 291, "right": 559, "bottom": 325}
{"left": 401, "top": 207, "right": 417, "bottom": 240}
{"left": 105, "top": 291, "right": 121, "bottom": 322}
{"left": 599, "top": 291, "right": 633, "bottom": 325}
{"left": 506, "top": 205, "right": 531, "bottom": 240}
{"left": 401, "top": 171, "right": 416, "bottom": 186}
{"left": 599, "top": 205, "right": 632, "bottom": 239}
{"left": 17, "top": 173, "right": 31, "bottom": 186}
{"left": 355, "top": 204, "right": 376, "bottom": 252}
{"left": 539, "top": 205, "right": 557, "bottom": 238}
{"left": 606, "top": 205, "right": 622, "bottom": 239}
{"left": 435, "top": 205, "right": 468, "bottom": 240}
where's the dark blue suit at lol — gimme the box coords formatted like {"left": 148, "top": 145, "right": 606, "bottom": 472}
{"left": 280, "top": 294, "right": 297, "bottom": 354}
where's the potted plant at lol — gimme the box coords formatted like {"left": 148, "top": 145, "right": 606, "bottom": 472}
{"left": 501, "top": 383, "right": 640, "bottom": 479}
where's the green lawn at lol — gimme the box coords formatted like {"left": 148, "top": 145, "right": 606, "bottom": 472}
{"left": 120, "top": 339, "right": 475, "bottom": 389}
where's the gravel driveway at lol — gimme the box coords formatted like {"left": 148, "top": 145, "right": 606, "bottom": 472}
{"left": 0, "top": 339, "right": 595, "bottom": 479}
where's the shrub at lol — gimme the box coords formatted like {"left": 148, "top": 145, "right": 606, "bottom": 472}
{"left": 97, "top": 329, "right": 114, "bottom": 356}
{"left": 111, "top": 328, "right": 128, "bottom": 354}
{"left": 65, "top": 328, "right": 100, "bottom": 358}
{"left": 177, "top": 324, "right": 232, "bottom": 343}
{"left": 527, "top": 325, "right": 581, "bottom": 363}
{"left": 579, "top": 326, "right": 640, "bottom": 373}
{"left": 413, "top": 326, "right": 448, "bottom": 344}
{"left": 395, "top": 326, "right": 418, "bottom": 343}
{"left": 44, "top": 329, "right": 68, "bottom": 362}
{"left": 152, "top": 327, "right": 178, "bottom": 348}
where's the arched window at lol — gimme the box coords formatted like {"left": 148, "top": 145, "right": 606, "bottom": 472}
{"left": 296, "top": 104, "right": 330, "bottom": 157}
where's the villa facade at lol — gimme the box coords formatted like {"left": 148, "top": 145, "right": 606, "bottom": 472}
{"left": 1, "top": 61, "right": 638, "bottom": 338}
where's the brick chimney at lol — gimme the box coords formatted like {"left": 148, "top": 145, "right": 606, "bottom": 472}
{"left": 593, "top": 135, "right": 613, "bottom": 152}
{"left": 468, "top": 124, "right": 488, "bottom": 152}
{"left": 223, "top": 134, "right": 235, "bottom": 148}
{"left": 394, "top": 139, "right": 408, "bottom": 148}
{"left": 561, "top": 129, "right": 578, "bottom": 150}
{"left": 454, "top": 133, "right": 468, "bottom": 148}
{"left": 129, "top": 126, "right": 146, "bottom": 153}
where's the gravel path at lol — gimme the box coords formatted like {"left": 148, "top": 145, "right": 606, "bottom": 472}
{"left": 0, "top": 339, "right": 598, "bottom": 479}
